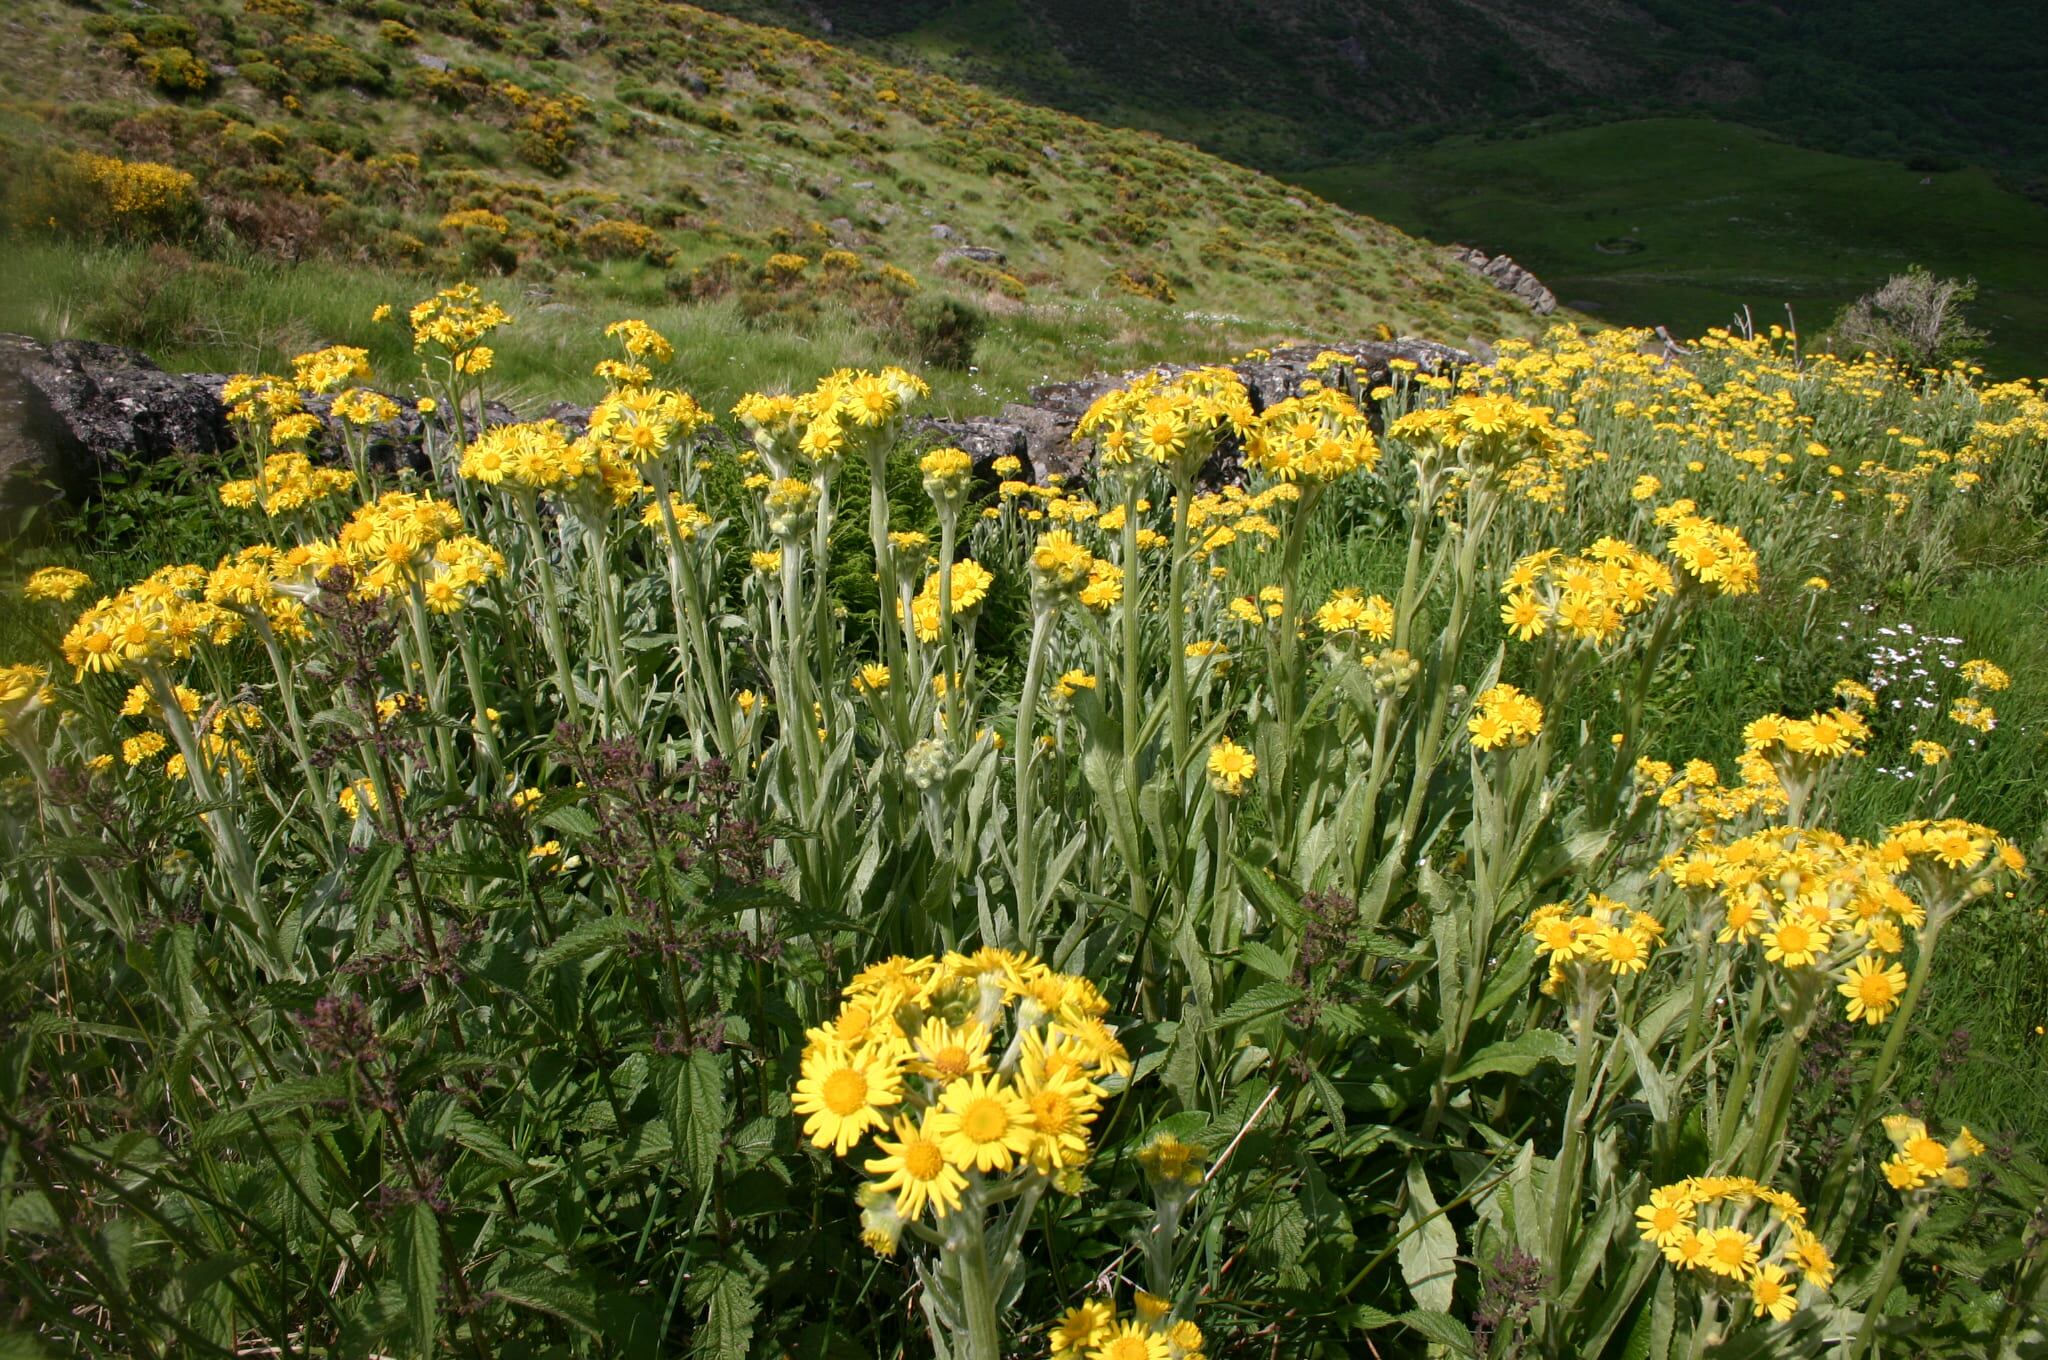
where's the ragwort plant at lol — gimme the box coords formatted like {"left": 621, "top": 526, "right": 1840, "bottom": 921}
{"left": 2, "top": 303, "right": 2046, "bottom": 1359}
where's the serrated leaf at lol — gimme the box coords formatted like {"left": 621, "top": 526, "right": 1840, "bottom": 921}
{"left": 1446, "top": 1029, "right": 1573, "bottom": 1084}
{"left": 663, "top": 1049, "right": 727, "bottom": 1188}
{"left": 540, "top": 804, "right": 600, "bottom": 837}
{"left": 1399, "top": 1309, "right": 1475, "bottom": 1354}
{"left": 492, "top": 1264, "right": 599, "bottom": 1335}
{"left": 396, "top": 1200, "right": 441, "bottom": 1355}
{"left": 1214, "top": 980, "right": 1304, "bottom": 1030}
{"left": 534, "top": 914, "right": 632, "bottom": 968}
{"left": 689, "top": 1261, "right": 759, "bottom": 1360}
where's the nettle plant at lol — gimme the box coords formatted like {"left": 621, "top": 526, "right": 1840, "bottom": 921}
{"left": 2, "top": 300, "right": 2046, "bottom": 1359}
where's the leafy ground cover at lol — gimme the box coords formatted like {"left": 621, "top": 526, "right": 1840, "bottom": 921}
{"left": 1289, "top": 119, "right": 2048, "bottom": 376}
{"left": 3, "top": 298, "right": 2046, "bottom": 1356}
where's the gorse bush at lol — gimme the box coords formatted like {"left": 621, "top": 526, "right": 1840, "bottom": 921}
{"left": 4, "top": 297, "right": 2048, "bottom": 1359}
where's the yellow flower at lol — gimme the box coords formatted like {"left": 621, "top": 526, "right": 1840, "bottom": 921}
{"left": 1050, "top": 1300, "right": 1115, "bottom": 1359}
{"left": 1088, "top": 1320, "right": 1170, "bottom": 1360}
{"left": 1748, "top": 1263, "right": 1797, "bottom": 1322}
{"left": 930, "top": 1074, "right": 1036, "bottom": 1173}
{"left": 793, "top": 1042, "right": 904, "bottom": 1156}
{"left": 1837, "top": 954, "right": 1907, "bottom": 1024}
{"left": 23, "top": 566, "right": 92, "bottom": 602}
{"left": 1206, "top": 738, "right": 1256, "bottom": 796}
{"left": 862, "top": 1111, "right": 968, "bottom": 1223}
{"left": 852, "top": 663, "right": 891, "bottom": 694}
{"left": 910, "top": 1017, "right": 991, "bottom": 1082}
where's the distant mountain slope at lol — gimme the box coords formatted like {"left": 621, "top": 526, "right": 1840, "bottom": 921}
{"left": 702, "top": 0, "right": 2048, "bottom": 186}
{"left": 0, "top": 0, "right": 1549, "bottom": 369}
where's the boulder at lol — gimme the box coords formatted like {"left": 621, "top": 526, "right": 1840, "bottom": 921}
{"left": 936, "top": 245, "right": 1007, "bottom": 267}
{"left": 0, "top": 334, "right": 227, "bottom": 502}
{"left": 1448, "top": 246, "right": 1557, "bottom": 316}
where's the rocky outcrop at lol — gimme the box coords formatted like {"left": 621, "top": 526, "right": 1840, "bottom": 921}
{"left": 921, "top": 336, "right": 1471, "bottom": 486}
{"left": 1, "top": 332, "right": 1469, "bottom": 510}
{"left": 0, "top": 334, "right": 229, "bottom": 504}
{"left": 1448, "top": 247, "right": 1557, "bottom": 316}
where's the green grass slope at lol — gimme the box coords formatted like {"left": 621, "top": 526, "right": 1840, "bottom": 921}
{"left": 0, "top": 0, "right": 1549, "bottom": 407}
{"left": 1292, "top": 119, "right": 2048, "bottom": 374}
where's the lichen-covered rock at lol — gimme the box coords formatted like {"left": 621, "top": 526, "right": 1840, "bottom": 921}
{"left": 0, "top": 334, "right": 227, "bottom": 502}
{"left": 1448, "top": 247, "right": 1558, "bottom": 316}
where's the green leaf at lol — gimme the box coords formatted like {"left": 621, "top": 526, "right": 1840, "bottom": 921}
{"left": 1399, "top": 1309, "right": 1476, "bottom": 1354}
{"left": 534, "top": 914, "right": 633, "bottom": 968}
{"left": 396, "top": 1200, "right": 441, "bottom": 1356}
{"left": 541, "top": 803, "right": 600, "bottom": 837}
{"left": 689, "top": 1260, "right": 759, "bottom": 1360}
{"left": 1214, "top": 981, "right": 1305, "bottom": 1031}
{"left": 447, "top": 1110, "right": 527, "bottom": 1172}
{"left": 663, "top": 1050, "right": 728, "bottom": 1188}
{"left": 1335, "top": 1304, "right": 1398, "bottom": 1331}
{"left": 1398, "top": 1163, "right": 1458, "bottom": 1315}
{"left": 492, "top": 1264, "right": 600, "bottom": 1336}
{"left": 1446, "top": 1030, "right": 1573, "bottom": 1084}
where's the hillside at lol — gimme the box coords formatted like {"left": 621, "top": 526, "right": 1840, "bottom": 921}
{"left": 701, "top": 0, "right": 2048, "bottom": 185}
{"left": 0, "top": 0, "right": 1550, "bottom": 412}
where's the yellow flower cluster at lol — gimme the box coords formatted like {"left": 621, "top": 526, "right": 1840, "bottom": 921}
{"left": 904, "top": 559, "right": 994, "bottom": 642}
{"left": 1636, "top": 1176, "right": 1832, "bottom": 1322}
{"left": 60, "top": 565, "right": 239, "bottom": 678}
{"left": 204, "top": 545, "right": 316, "bottom": 640}
{"left": 408, "top": 282, "right": 512, "bottom": 354}
{"left": 307, "top": 491, "right": 468, "bottom": 599}
{"left": 794, "top": 951, "right": 1129, "bottom": 1250}
{"left": 733, "top": 367, "right": 929, "bottom": 474}
{"left": 21, "top": 566, "right": 92, "bottom": 603}
{"left": 638, "top": 493, "right": 713, "bottom": 539}
{"left": 458, "top": 420, "right": 640, "bottom": 509}
{"left": 219, "top": 451, "right": 357, "bottom": 517}
{"left": 1075, "top": 367, "right": 1252, "bottom": 474}
{"left": 1654, "top": 502, "right": 1761, "bottom": 596}
{"left": 1498, "top": 539, "right": 1677, "bottom": 646}
{"left": 1525, "top": 893, "right": 1662, "bottom": 992}
{"left": 1466, "top": 683, "right": 1544, "bottom": 751}
{"left": 290, "top": 345, "right": 372, "bottom": 396}
{"left": 602, "top": 317, "right": 674, "bottom": 364}
{"left": 1313, "top": 588, "right": 1394, "bottom": 642}
{"left": 1244, "top": 387, "right": 1380, "bottom": 483}
{"left": 0, "top": 664, "right": 54, "bottom": 740}
{"left": 1878, "top": 1114, "right": 1984, "bottom": 1192}
{"left": 587, "top": 385, "right": 715, "bottom": 465}
{"left": 1049, "top": 1290, "right": 1205, "bottom": 1360}
{"left": 1388, "top": 392, "right": 1587, "bottom": 502}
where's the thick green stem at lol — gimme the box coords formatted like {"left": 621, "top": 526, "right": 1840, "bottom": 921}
{"left": 1014, "top": 608, "right": 1054, "bottom": 947}
{"left": 1851, "top": 1203, "right": 1927, "bottom": 1360}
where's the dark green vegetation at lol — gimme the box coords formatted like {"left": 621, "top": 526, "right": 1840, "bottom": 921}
{"left": 696, "top": 0, "right": 2048, "bottom": 185}
{"left": 701, "top": 0, "right": 2048, "bottom": 372}
{"left": 1291, "top": 120, "right": 2048, "bottom": 374}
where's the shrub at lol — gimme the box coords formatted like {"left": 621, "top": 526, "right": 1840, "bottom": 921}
{"left": 14, "top": 150, "right": 200, "bottom": 240}
{"left": 136, "top": 46, "right": 213, "bottom": 95}
{"left": 1829, "top": 267, "right": 1988, "bottom": 370}
{"left": 1109, "top": 264, "right": 1176, "bottom": 303}
{"left": 577, "top": 217, "right": 668, "bottom": 262}
{"left": 904, "top": 293, "right": 984, "bottom": 369}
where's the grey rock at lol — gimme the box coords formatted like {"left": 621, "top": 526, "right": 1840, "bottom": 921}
{"left": 0, "top": 334, "right": 227, "bottom": 501}
{"left": 413, "top": 51, "right": 449, "bottom": 71}
{"left": 1448, "top": 246, "right": 1557, "bottom": 316}
{"left": 937, "top": 245, "right": 1006, "bottom": 267}
{"left": 929, "top": 223, "right": 954, "bottom": 241}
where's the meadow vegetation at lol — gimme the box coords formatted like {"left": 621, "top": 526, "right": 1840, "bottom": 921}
{"left": 0, "top": 0, "right": 1546, "bottom": 381}
{"left": 3, "top": 292, "right": 2046, "bottom": 1357}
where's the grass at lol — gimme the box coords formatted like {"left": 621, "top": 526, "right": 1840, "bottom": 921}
{"left": 0, "top": 239, "right": 1316, "bottom": 419}
{"left": 1288, "top": 118, "right": 2048, "bottom": 376}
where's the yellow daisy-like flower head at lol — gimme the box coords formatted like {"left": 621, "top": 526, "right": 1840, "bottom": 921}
{"left": 793, "top": 1041, "right": 904, "bottom": 1156}
{"left": 1206, "top": 738, "right": 1256, "bottom": 796}
{"left": 930, "top": 1073, "right": 1036, "bottom": 1174}
{"left": 1089, "top": 1320, "right": 1170, "bottom": 1360}
{"left": 862, "top": 1111, "right": 967, "bottom": 1223}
